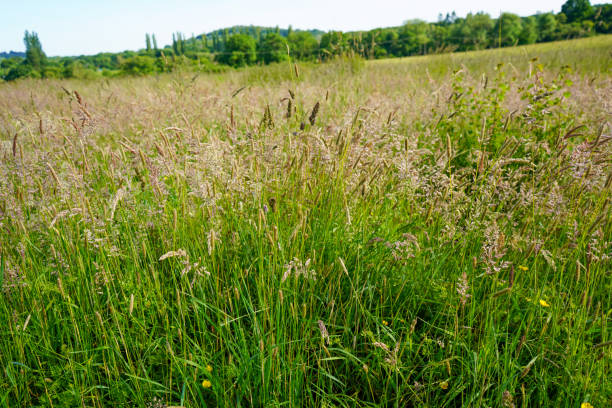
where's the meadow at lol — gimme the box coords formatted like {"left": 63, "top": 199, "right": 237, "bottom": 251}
{"left": 0, "top": 35, "right": 611, "bottom": 407}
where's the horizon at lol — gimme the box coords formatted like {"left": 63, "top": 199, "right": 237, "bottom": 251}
{"left": 0, "top": 0, "right": 565, "bottom": 57}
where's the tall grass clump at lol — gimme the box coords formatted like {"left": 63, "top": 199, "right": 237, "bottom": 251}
{"left": 0, "top": 37, "right": 610, "bottom": 407}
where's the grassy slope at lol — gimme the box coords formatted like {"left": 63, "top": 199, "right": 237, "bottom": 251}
{"left": 0, "top": 37, "right": 610, "bottom": 407}
{"left": 372, "top": 35, "right": 612, "bottom": 73}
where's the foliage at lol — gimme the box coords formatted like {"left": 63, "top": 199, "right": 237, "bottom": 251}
{"left": 519, "top": 16, "right": 539, "bottom": 44}
{"left": 494, "top": 13, "right": 524, "bottom": 46}
{"left": 3, "top": 62, "right": 35, "bottom": 81}
{"left": 216, "top": 34, "right": 256, "bottom": 67}
{"left": 562, "top": 0, "right": 594, "bottom": 22}
{"left": 319, "top": 31, "right": 349, "bottom": 59}
{"left": 287, "top": 31, "right": 319, "bottom": 60}
{"left": 257, "top": 32, "right": 289, "bottom": 64}
{"left": 23, "top": 31, "right": 46, "bottom": 73}
{"left": 454, "top": 12, "right": 495, "bottom": 50}
{"left": 120, "top": 55, "right": 157, "bottom": 76}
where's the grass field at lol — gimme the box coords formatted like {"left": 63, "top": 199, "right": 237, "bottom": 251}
{"left": 0, "top": 36, "right": 611, "bottom": 407}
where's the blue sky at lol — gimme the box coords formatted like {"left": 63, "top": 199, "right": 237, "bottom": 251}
{"left": 1, "top": 0, "right": 565, "bottom": 56}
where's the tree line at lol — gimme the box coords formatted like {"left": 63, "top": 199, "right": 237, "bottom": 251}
{"left": 1, "top": 0, "right": 610, "bottom": 81}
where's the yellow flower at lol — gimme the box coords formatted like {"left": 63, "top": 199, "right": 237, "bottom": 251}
{"left": 440, "top": 381, "right": 449, "bottom": 390}
{"left": 539, "top": 299, "right": 550, "bottom": 307}
{"left": 581, "top": 403, "right": 594, "bottom": 408}
{"left": 383, "top": 320, "right": 389, "bottom": 326}
{"left": 518, "top": 265, "right": 528, "bottom": 271}
{"left": 202, "top": 379, "right": 212, "bottom": 388}
{"left": 205, "top": 364, "right": 213, "bottom": 373}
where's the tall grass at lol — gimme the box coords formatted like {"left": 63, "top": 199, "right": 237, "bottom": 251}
{"left": 0, "top": 36, "right": 610, "bottom": 407}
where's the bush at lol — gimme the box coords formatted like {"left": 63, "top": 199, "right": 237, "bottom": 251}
{"left": 4, "top": 62, "right": 36, "bottom": 81}
{"left": 120, "top": 55, "right": 157, "bottom": 76}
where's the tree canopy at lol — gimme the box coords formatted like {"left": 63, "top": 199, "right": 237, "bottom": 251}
{"left": 24, "top": 31, "right": 46, "bottom": 72}
{"left": 217, "top": 34, "right": 256, "bottom": 67}
{"left": 562, "top": 0, "right": 593, "bottom": 22}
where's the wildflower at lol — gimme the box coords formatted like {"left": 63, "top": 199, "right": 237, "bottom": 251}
{"left": 205, "top": 364, "right": 213, "bottom": 373}
{"left": 382, "top": 320, "right": 389, "bottom": 326}
{"left": 202, "top": 379, "right": 212, "bottom": 388}
{"left": 440, "top": 381, "right": 449, "bottom": 390}
{"left": 518, "top": 265, "right": 528, "bottom": 271}
{"left": 539, "top": 299, "right": 550, "bottom": 307}
{"left": 581, "top": 403, "right": 594, "bottom": 408}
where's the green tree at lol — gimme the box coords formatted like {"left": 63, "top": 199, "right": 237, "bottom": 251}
{"left": 120, "top": 55, "right": 157, "bottom": 76}
{"left": 212, "top": 33, "right": 219, "bottom": 51}
{"left": 400, "top": 20, "right": 432, "bottom": 55}
{"left": 217, "top": 34, "right": 256, "bottom": 67}
{"left": 24, "top": 31, "right": 47, "bottom": 73}
{"left": 178, "top": 32, "right": 185, "bottom": 55}
{"left": 258, "top": 32, "right": 289, "bottom": 64}
{"left": 519, "top": 16, "right": 538, "bottom": 44}
{"left": 319, "top": 31, "right": 348, "bottom": 59}
{"left": 287, "top": 32, "right": 318, "bottom": 60}
{"left": 152, "top": 34, "right": 158, "bottom": 52}
{"left": 593, "top": 4, "right": 612, "bottom": 33}
{"left": 561, "top": 0, "right": 593, "bottom": 23}
{"left": 145, "top": 34, "right": 151, "bottom": 53}
{"left": 223, "top": 29, "right": 229, "bottom": 49}
{"left": 453, "top": 13, "right": 494, "bottom": 50}
{"left": 494, "top": 13, "right": 523, "bottom": 47}
{"left": 429, "top": 24, "right": 451, "bottom": 52}
{"left": 537, "top": 13, "right": 559, "bottom": 41}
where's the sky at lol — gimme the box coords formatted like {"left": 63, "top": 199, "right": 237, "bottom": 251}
{"left": 1, "top": 0, "right": 566, "bottom": 56}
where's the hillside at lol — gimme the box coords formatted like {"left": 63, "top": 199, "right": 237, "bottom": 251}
{"left": 200, "top": 25, "right": 325, "bottom": 40}
{"left": 0, "top": 51, "right": 25, "bottom": 59}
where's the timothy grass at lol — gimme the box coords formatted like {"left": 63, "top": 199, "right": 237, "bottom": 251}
{"left": 0, "top": 37, "right": 610, "bottom": 407}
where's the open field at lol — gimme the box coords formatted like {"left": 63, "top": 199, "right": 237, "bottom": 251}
{"left": 1, "top": 37, "right": 611, "bottom": 407}
{"left": 372, "top": 35, "right": 612, "bottom": 74}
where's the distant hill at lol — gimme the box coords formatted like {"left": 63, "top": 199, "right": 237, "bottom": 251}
{"left": 0, "top": 51, "right": 25, "bottom": 59}
{"left": 199, "top": 25, "right": 325, "bottom": 41}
